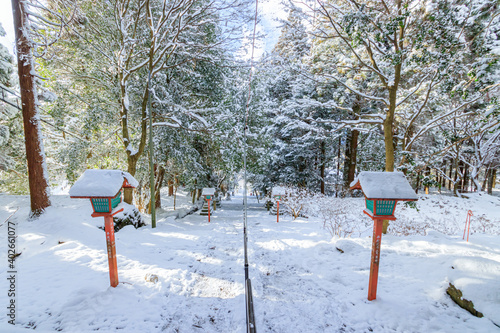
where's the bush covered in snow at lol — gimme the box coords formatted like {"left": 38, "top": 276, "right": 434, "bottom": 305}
{"left": 111, "top": 203, "right": 145, "bottom": 231}
{"left": 278, "top": 186, "right": 312, "bottom": 219}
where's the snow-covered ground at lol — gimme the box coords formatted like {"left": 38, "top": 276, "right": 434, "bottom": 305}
{"left": 1, "top": 189, "right": 499, "bottom": 332}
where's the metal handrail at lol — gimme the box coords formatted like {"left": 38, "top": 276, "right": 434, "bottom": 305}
{"left": 0, "top": 84, "right": 21, "bottom": 110}
{"left": 245, "top": 279, "right": 256, "bottom": 333}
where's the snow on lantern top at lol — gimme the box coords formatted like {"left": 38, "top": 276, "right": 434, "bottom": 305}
{"left": 272, "top": 186, "right": 286, "bottom": 200}
{"left": 202, "top": 188, "right": 215, "bottom": 199}
{"left": 350, "top": 171, "right": 417, "bottom": 201}
{"left": 69, "top": 169, "right": 138, "bottom": 198}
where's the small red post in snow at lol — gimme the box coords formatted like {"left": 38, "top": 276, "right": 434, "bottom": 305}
{"left": 208, "top": 198, "right": 211, "bottom": 223}
{"left": 272, "top": 188, "right": 283, "bottom": 223}
{"left": 463, "top": 210, "right": 473, "bottom": 242}
{"left": 276, "top": 200, "right": 280, "bottom": 223}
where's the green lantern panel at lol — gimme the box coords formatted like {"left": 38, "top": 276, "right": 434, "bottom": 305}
{"left": 365, "top": 199, "right": 396, "bottom": 216}
{"left": 91, "top": 192, "right": 122, "bottom": 213}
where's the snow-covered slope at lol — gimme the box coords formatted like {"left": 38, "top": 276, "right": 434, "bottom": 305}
{"left": 0, "top": 190, "right": 499, "bottom": 332}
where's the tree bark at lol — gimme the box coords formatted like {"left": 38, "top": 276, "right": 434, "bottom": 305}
{"left": 192, "top": 179, "right": 197, "bottom": 204}
{"left": 343, "top": 128, "right": 359, "bottom": 195}
{"left": 482, "top": 167, "right": 489, "bottom": 191}
{"left": 448, "top": 159, "right": 453, "bottom": 190}
{"left": 415, "top": 171, "right": 421, "bottom": 194}
{"left": 155, "top": 165, "right": 165, "bottom": 209}
{"left": 424, "top": 167, "right": 430, "bottom": 195}
{"left": 336, "top": 136, "right": 341, "bottom": 197}
{"left": 383, "top": 105, "right": 395, "bottom": 172}
{"left": 12, "top": 0, "right": 51, "bottom": 217}
{"left": 320, "top": 140, "right": 325, "bottom": 194}
{"left": 168, "top": 178, "right": 174, "bottom": 196}
{"left": 463, "top": 164, "right": 469, "bottom": 193}
{"left": 487, "top": 169, "right": 496, "bottom": 195}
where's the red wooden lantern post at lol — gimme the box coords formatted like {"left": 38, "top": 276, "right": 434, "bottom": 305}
{"left": 70, "top": 170, "right": 138, "bottom": 288}
{"left": 276, "top": 200, "right": 280, "bottom": 223}
{"left": 208, "top": 198, "right": 211, "bottom": 222}
{"left": 350, "top": 172, "right": 417, "bottom": 301}
{"left": 272, "top": 187, "right": 284, "bottom": 223}
{"left": 91, "top": 209, "right": 124, "bottom": 287}
{"left": 202, "top": 188, "right": 215, "bottom": 223}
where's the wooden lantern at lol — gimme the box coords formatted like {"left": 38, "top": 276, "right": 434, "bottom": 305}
{"left": 202, "top": 188, "right": 215, "bottom": 222}
{"left": 350, "top": 171, "right": 418, "bottom": 301}
{"left": 70, "top": 169, "right": 138, "bottom": 287}
{"left": 272, "top": 187, "right": 285, "bottom": 223}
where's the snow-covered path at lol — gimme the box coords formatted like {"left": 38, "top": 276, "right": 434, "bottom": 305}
{"left": 1, "top": 192, "right": 499, "bottom": 332}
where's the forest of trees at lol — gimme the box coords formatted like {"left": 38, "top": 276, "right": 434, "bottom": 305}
{"left": 0, "top": 0, "right": 499, "bottom": 216}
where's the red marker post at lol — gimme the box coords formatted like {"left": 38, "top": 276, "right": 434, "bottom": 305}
{"left": 463, "top": 210, "right": 473, "bottom": 242}
{"left": 208, "top": 198, "right": 211, "bottom": 223}
{"left": 273, "top": 192, "right": 283, "bottom": 223}
{"left": 276, "top": 200, "right": 280, "bottom": 223}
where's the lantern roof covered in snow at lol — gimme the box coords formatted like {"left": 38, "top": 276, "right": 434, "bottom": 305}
{"left": 69, "top": 169, "right": 138, "bottom": 198}
{"left": 202, "top": 188, "right": 216, "bottom": 196}
{"left": 350, "top": 171, "right": 417, "bottom": 201}
{"left": 272, "top": 186, "right": 286, "bottom": 196}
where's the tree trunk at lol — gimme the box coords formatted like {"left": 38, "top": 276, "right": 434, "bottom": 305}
{"left": 155, "top": 165, "right": 165, "bottom": 209}
{"left": 336, "top": 136, "right": 341, "bottom": 197}
{"left": 168, "top": 179, "right": 174, "bottom": 196}
{"left": 463, "top": 164, "right": 469, "bottom": 193}
{"left": 384, "top": 86, "right": 398, "bottom": 172}
{"left": 482, "top": 168, "right": 489, "bottom": 191}
{"left": 487, "top": 169, "right": 496, "bottom": 195}
{"left": 192, "top": 179, "right": 197, "bottom": 204}
{"left": 441, "top": 163, "right": 447, "bottom": 188}
{"left": 121, "top": 70, "right": 150, "bottom": 204}
{"left": 448, "top": 159, "right": 453, "bottom": 190}
{"left": 424, "top": 167, "right": 430, "bottom": 195}
{"left": 320, "top": 140, "right": 325, "bottom": 194}
{"left": 415, "top": 171, "right": 421, "bottom": 194}
{"left": 343, "top": 127, "right": 359, "bottom": 195}
{"left": 12, "top": 0, "right": 51, "bottom": 217}
{"left": 456, "top": 161, "right": 464, "bottom": 194}
{"left": 350, "top": 129, "right": 359, "bottom": 180}
{"left": 384, "top": 53, "right": 400, "bottom": 238}
{"left": 174, "top": 185, "right": 178, "bottom": 210}
{"left": 124, "top": 155, "right": 139, "bottom": 204}
{"left": 343, "top": 130, "right": 352, "bottom": 191}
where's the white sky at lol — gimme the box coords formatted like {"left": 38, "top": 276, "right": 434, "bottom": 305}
{"left": 0, "top": 0, "right": 15, "bottom": 54}
{"left": 0, "top": 0, "right": 285, "bottom": 58}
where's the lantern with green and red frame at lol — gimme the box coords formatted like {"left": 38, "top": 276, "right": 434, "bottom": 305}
{"left": 350, "top": 171, "right": 418, "bottom": 301}
{"left": 272, "top": 187, "right": 285, "bottom": 223}
{"left": 202, "top": 188, "right": 215, "bottom": 222}
{"left": 69, "top": 169, "right": 138, "bottom": 287}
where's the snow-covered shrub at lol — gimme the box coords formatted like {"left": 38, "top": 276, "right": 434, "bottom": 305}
{"left": 112, "top": 203, "right": 145, "bottom": 231}
{"left": 279, "top": 186, "right": 313, "bottom": 219}
{"left": 391, "top": 195, "right": 500, "bottom": 236}
{"left": 314, "top": 195, "right": 362, "bottom": 238}
{"left": 388, "top": 216, "right": 431, "bottom": 236}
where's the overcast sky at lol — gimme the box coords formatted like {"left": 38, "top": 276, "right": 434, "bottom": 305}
{"left": 0, "top": 0, "right": 15, "bottom": 54}
{"left": 0, "top": 0, "right": 285, "bottom": 58}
